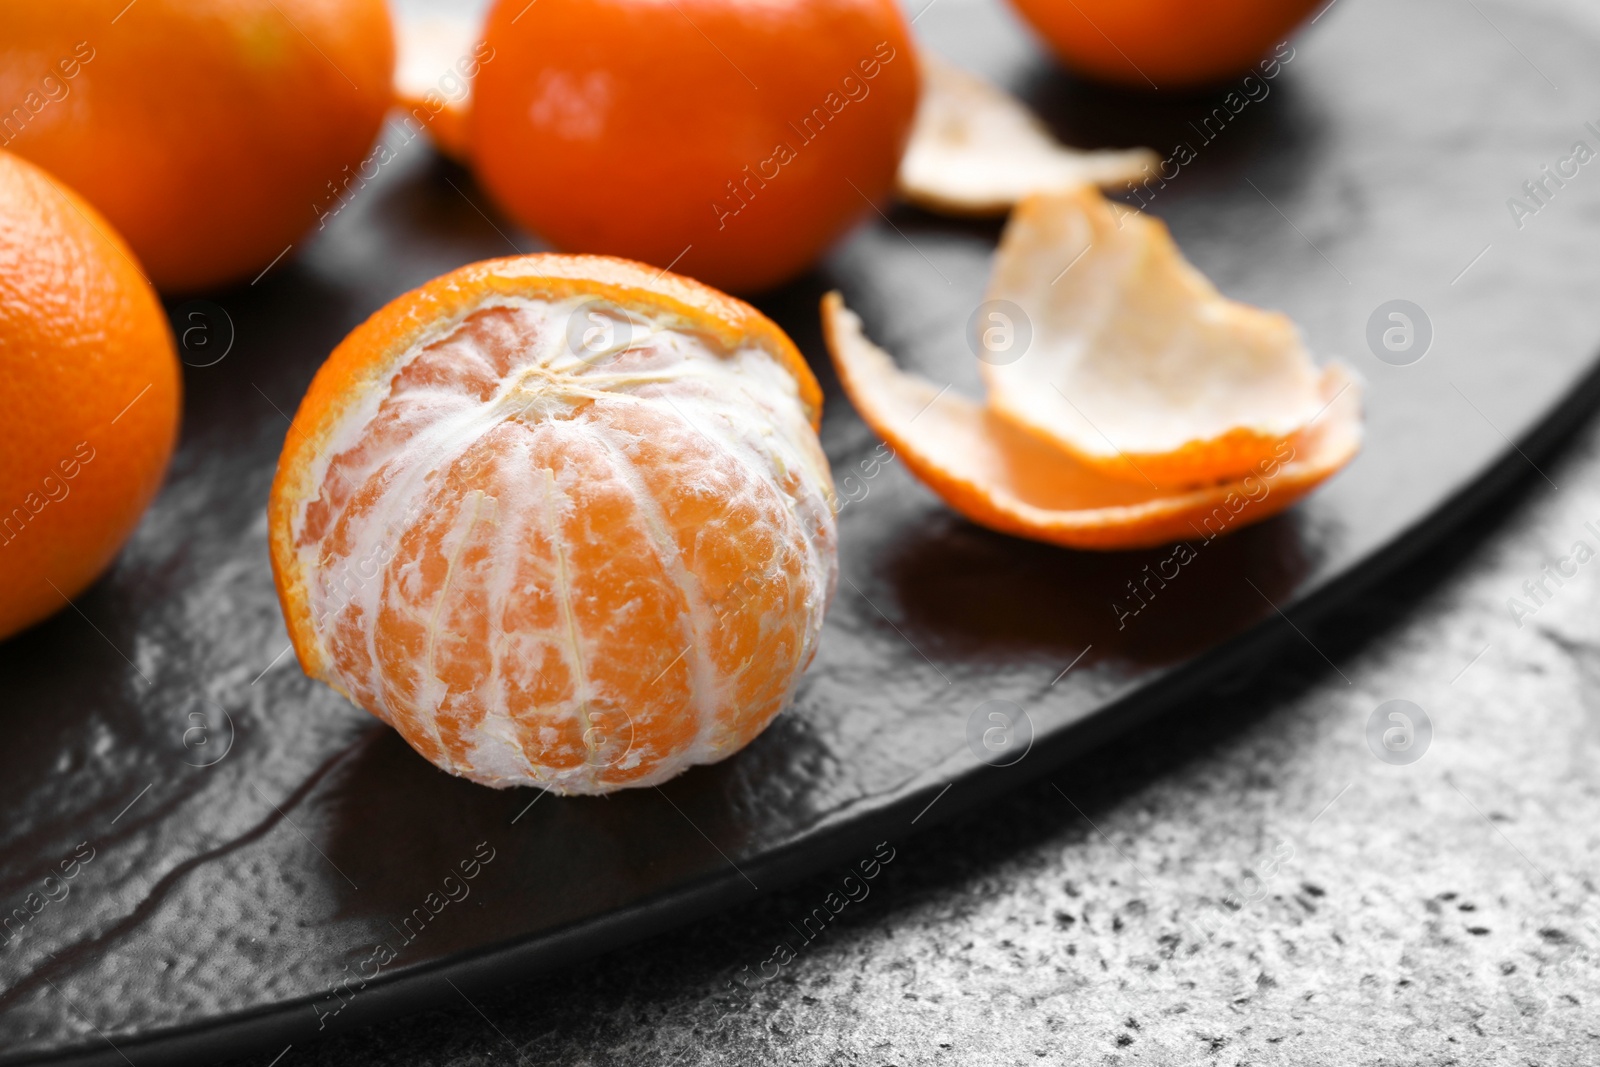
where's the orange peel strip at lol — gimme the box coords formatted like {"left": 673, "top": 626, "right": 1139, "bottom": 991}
{"left": 822, "top": 292, "right": 1362, "bottom": 551}
{"left": 983, "top": 187, "right": 1345, "bottom": 488}
{"left": 896, "top": 53, "right": 1159, "bottom": 216}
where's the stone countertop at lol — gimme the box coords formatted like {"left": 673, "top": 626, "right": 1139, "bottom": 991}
{"left": 225, "top": 0, "right": 1600, "bottom": 1062}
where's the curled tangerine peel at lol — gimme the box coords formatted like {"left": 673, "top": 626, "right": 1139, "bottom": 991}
{"left": 270, "top": 255, "right": 837, "bottom": 793}
{"left": 393, "top": 10, "right": 482, "bottom": 162}
{"left": 822, "top": 293, "right": 1361, "bottom": 551}
{"left": 984, "top": 187, "right": 1341, "bottom": 489}
{"left": 897, "top": 53, "right": 1158, "bottom": 216}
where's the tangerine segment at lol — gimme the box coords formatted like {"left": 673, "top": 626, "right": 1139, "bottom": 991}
{"left": 897, "top": 53, "right": 1157, "bottom": 216}
{"left": 982, "top": 187, "right": 1338, "bottom": 489}
{"left": 270, "top": 255, "right": 837, "bottom": 793}
{"left": 823, "top": 293, "right": 1360, "bottom": 551}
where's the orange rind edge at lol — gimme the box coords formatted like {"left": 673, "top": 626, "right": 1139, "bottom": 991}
{"left": 895, "top": 56, "right": 1159, "bottom": 218}
{"left": 981, "top": 188, "right": 1335, "bottom": 489}
{"left": 821, "top": 291, "right": 1362, "bottom": 551}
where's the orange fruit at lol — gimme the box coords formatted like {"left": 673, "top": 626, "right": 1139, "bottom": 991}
{"left": 1006, "top": 0, "right": 1319, "bottom": 89}
{"left": 0, "top": 0, "right": 394, "bottom": 292}
{"left": 470, "top": 0, "right": 920, "bottom": 293}
{"left": 269, "top": 254, "right": 838, "bottom": 793}
{"left": 824, "top": 293, "right": 1359, "bottom": 550}
{"left": 0, "top": 151, "right": 181, "bottom": 639}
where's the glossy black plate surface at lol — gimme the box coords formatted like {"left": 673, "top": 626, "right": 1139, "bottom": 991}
{"left": 4, "top": 0, "right": 1600, "bottom": 1062}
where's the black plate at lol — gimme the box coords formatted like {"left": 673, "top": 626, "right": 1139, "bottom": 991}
{"left": 4, "top": 0, "right": 1599, "bottom": 1062}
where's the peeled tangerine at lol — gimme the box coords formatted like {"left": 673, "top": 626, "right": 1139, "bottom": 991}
{"left": 269, "top": 255, "right": 837, "bottom": 793}
{"left": 897, "top": 53, "right": 1158, "bottom": 216}
{"left": 823, "top": 186, "right": 1361, "bottom": 550}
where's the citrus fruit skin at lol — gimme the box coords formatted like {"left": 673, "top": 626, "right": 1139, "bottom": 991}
{"left": 897, "top": 53, "right": 1158, "bottom": 217}
{"left": 823, "top": 293, "right": 1360, "bottom": 551}
{"left": 0, "top": 0, "right": 394, "bottom": 292}
{"left": 1005, "top": 0, "right": 1319, "bottom": 89}
{"left": 982, "top": 188, "right": 1334, "bottom": 489}
{"left": 0, "top": 151, "right": 181, "bottom": 640}
{"left": 471, "top": 0, "right": 919, "bottom": 293}
{"left": 269, "top": 254, "right": 837, "bottom": 793}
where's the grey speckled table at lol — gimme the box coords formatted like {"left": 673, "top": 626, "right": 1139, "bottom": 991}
{"left": 214, "top": 436, "right": 1600, "bottom": 1067}
{"left": 222, "top": 428, "right": 1600, "bottom": 1067}
{"left": 226, "top": 1, "right": 1600, "bottom": 1064}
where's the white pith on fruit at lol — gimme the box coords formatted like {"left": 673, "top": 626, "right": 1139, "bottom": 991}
{"left": 282, "top": 293, "right": 837, "bottom": 794}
